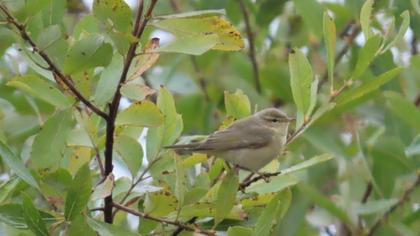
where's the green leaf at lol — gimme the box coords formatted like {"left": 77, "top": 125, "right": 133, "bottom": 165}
{"left": 352, "top": 34, "right": 382, "bottom": 80}
{"left": 224, "top": 89, "right": 251, "bottom": 119}
{"left": 281, "top": 154, "right": 333, "bottom": 175}
{"left": 323, "top": 12, "right": 336, "bottom": 89}
{"left": 356, "top": 199, "right": 398, "bottom": 215}
{"left": 94, "top": 54, "right": 123, "bottom": 106}
{"left": 0, "top": 141, "right": 39, "bottom": 189}
{"left": 337, "top": 67, "right": 403, "bottom": 106}
{"left": 307, "top": 77, "right": 319, "bottom": 117}
{"left": 381, "top": 11, "right": 410, "bottom": 54}
{"left": 214, "top": 170, "right": 239, "bottom": 225}
{"left": 0, "top": 203, "right": 27, "bottom": 229}
{"left": 7, "top": 75, "right": 73, "bottom": 108}
{"left": 155, "top": 34, "right": 219, "bottom": 55}
{"left": 156, "top": 86, "right": 184, "bottom": 146}
{"left": 152, "top": 10, "right": 243, "bottom": 51}
{"left": 63, "top": 35, "right": 113, "bottom": 75}
{"left": 22, "top": 194, "right": 49, "bottom": 236}
{"left": 35, "top": 25, "right": 61, "bottom": 51}
{"left": 253, "top": 189, "right": 292, "bottom": 236}
{"left": 246, "top": 175, "right": 299, "bottom": 194}
{"left": 115, "top": 135, "right": 143, "bottom": 176}
{"left": 31, "top": 109, "right": 74, "bottom": 170}
{"left": 67, "top": 215, "right": 96, "bottom": 236}
{"left": 91, "top": 174, "right": 114, "bottom": 201}
{"left": 360, "top": 0, "right": 374, "bottom": 39}
{"left": 0, "top": 178, "right": 21, "bottom": 203}
{"left": 115, "top": 101, "right": 164, "bottom": 127}
{"left": 64, "top": 164, "right": 92, "bottom": 221}
{"left": 289, "top": 48, "right": 313, "bottom": 114}
{"left": 384, "top": 91, "right": 420, "bottom": 131}
{"left": 299, "top": 183, "right": 354, "bottom": 227}
{"left": 93, "top": 0, "right": 132, "bottom": 33}
{"left": 227, "top": 226, "right": 253, "bottom": 236}
{"left": 86, "top": 217, "right": 140, "bottom": 236}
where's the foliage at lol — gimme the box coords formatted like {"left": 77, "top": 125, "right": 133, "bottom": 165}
{"left": 0, "top": 0, "right": 419, "bottom": 235}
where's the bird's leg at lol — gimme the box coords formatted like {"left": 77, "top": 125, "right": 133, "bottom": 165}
{"left": 235, "top": 165, "right": 271, "bottom": 183}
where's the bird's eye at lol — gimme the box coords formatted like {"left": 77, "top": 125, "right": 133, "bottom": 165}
{"left": 271, "top": 118, "right": 280, "bottom": 123}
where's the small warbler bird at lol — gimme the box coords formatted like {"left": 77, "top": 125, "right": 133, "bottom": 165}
{"left": 165, "top": 108, "right": 294, "bottom": 171}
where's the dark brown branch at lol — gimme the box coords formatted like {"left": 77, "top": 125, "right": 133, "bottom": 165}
{"left": 171, "top": 217, "right": 197, "bottom": 236}
{"left": 358, "top": 182, "right": 373, "bottom": 228}
{"left": 361, "top": 182, "right": 373, "bottom": 204}
{"left": 411, "top": 35, "right": 418, "bottom": 55}
{"left": 367, "top": 173, "right": 420, "bottom": 236}
{"left": 103, "top": 0, "right": 158, "bottom": 224}
{"left": 238, "top": 0, "right": 261, "bottom": 93}
{"left": 113, "top": 203, "right": 215, "bottom": 235}
{"left": 0, "top": 4, "right": 108, "bottom": 120}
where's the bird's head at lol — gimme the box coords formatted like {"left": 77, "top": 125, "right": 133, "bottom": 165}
{"left": 255, "top": 108, "right": 294, "bottom": 133}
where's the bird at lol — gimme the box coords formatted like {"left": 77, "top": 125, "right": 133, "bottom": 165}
{"left": 165, "top": 108, "right": 294, "bottom": 172}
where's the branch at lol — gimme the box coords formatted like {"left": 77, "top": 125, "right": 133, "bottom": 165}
{"left": 367, "top": 172, "right": 420, "bottom": 236}
{"left": 0, "top": 4, "right": 109, "bottom": 120}
{"left": 238, "top": 0, "right": 261, "bottom": 93}
{"left": 112, "top": 203, "right": 215, "bottom": 236}
{"left": 103, "top": 0, "right": 158, "bottom": 224}
{"left": 171, "top": 217, "right": 197, "bottom": 236}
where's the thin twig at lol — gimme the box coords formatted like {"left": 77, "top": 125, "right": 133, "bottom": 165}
{"left": 367, "top": 172, "right": 420, "bottom": 236}
{"left": 113, "top": 203, "right": 215, "bottom": 235}
{"left": 0, "top": 4, "right": 108, "bottom": 120}
{"left": 112, "top": 157, "right": 161, "bottom": 217}
{"left": 238, "top": 0, "right": 261, "bottom": 93}
{"left": 191, "top": 57, "right": 210, "bottom": 102}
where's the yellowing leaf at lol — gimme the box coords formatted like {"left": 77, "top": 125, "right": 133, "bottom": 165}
{"left": 129, "top": 38, "right": 160, "bottom": 81}
{"left": 152, "top": 10, "right": 243, "bottom": 52}
{"left": 116, "top": 100, "right": 164, "bottom": 127}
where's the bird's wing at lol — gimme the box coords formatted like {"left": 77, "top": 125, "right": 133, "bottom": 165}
{"left": 194, "top": 125, "right": 273, "bottom": 151}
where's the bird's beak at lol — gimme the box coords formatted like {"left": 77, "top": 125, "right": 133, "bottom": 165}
{"left": 287, "top": 117, "right": 296, "bottom": 122}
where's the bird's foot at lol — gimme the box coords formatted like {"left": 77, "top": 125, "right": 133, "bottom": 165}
{"left": 257, "top": 172, "right": 272, "bottom": 183}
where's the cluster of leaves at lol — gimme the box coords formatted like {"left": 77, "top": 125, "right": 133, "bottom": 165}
{"left": 0, "top": 0, "right": 419, "bottom": 236}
